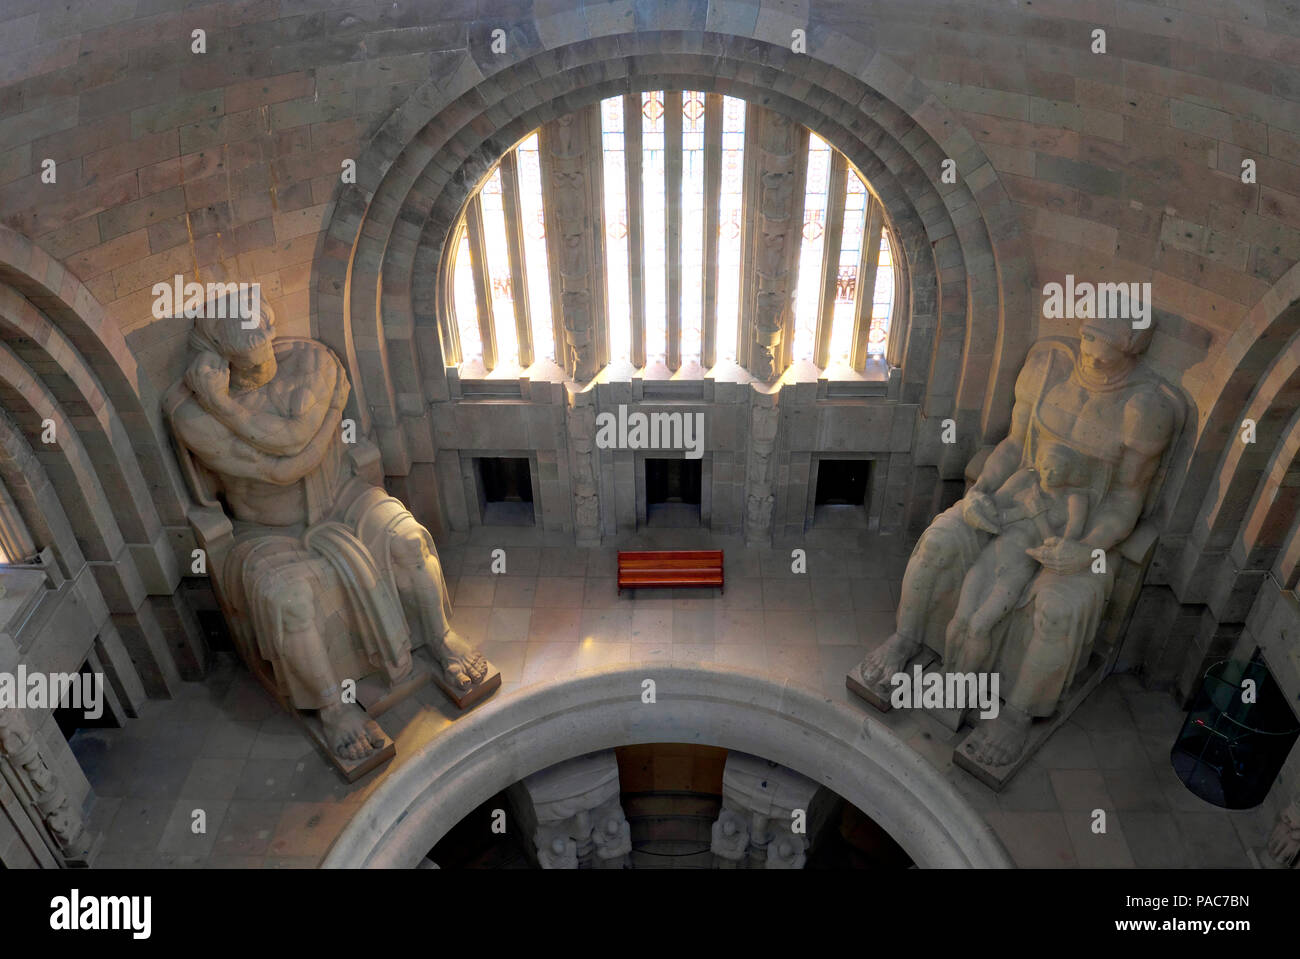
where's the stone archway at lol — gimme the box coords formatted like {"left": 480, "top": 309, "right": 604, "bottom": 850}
{"left": 322, "top": 663, "right": 1012, "bottom": 869}
{"left": 314, "top": 11, "right": 1036, "bottom": 490}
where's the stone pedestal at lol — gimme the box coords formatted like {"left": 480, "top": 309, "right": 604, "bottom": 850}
{"left": 709, "top": 752, "right": 832, "bottom": 869}
{"left": 507, "top": 750, "right": 631, "bottom": 869}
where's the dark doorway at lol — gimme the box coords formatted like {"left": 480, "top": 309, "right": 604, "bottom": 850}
{"left": 476, "top": 457, "right": 535, "bottom": 526}
{"left": 645, "top": 458, "right": 701, "bottom": 527}
{"left": 813, "top": 459, "right": 870, "bottom": 528}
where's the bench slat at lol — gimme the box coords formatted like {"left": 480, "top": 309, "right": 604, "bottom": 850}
{"left": 617, "top": 549, "right": 724, "bottom": 592}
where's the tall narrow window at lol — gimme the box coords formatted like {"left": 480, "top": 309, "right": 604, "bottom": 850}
{"left": 828, "top": 170, "right": 867, "bottom": 368}
{"left": 479, "top": 166, "right": 518, "bottom": 370}
{"left": 452, "top": 225, "right": 481, "bottom": 365}
{"left": 642, "top": 91, "right": 667, "bottom": 366}
{"left": 600, "top": 96, "right": 631, "bottom": 363}
{"left": 792, "top": 133, "right": 832, "bottom": 363}
{"left": 680, "top": 91, "right": 706, "bottom": 367}
{"left": 516, "top": 134, "right": 554, "bottom": 365}
{"left": 715, "top": 96, "right": 746, "bottom": 365}
{"left": 870, "top": 232, "right": 894, "bottom": 356}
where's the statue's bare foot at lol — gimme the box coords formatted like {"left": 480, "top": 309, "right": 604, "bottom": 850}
{"left": 436, "top": 629, "right": 489, "bottom": 689}
{"left": 320, "top": 702, "right": 385, "bottom": 760}
{"left": 858, "top": 632, "right": 921, "bottom": 687}
{"left": 963, "top": 710, "right": 1028, "bottom": 767}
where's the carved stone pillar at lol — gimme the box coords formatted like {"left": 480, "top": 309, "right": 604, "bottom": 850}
{"left": 566, "top": 386, "right": 601, "bottom": 544}
{"left": 743, "top": 391, "right": 780, "bottom": 545}
{"left": 747, "top": 110, "right": 801, "bottom": 382}
{"left": 0, "top": 709, "right": 95, "bottom": 867}
{"left": 709, "top": 752, "right": 831, "bottom": 869}
{"left": 507, "top": 751, "right": 631, "bottom": 869}
{"left": 544, "top": 111, "right": 599, "bottom": 381}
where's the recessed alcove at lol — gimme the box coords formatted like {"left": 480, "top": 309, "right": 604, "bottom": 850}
{"left": 425, "top": 743, "right": 914, "bottom": 869}
{"left": 645, "top": 457, "right": 703, "bottom": 528}
{"left": 810, "top": 457, "right": 874, "bottom": 529}
{"left": 474, "top": 457, "right": 536, "bottom": 526}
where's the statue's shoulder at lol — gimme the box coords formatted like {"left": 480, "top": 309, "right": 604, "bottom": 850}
{"left": 1015, "top": 337, "right": 1075, "bottom": 397}
{"left": 1121, "top": 376, "right": 1180, "bottom": 455}
{"left": 162, "top": 376, "right": 199, "bottom": 432}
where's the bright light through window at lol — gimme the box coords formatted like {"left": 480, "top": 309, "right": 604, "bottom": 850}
{"left": 642, "top": 91, "right": 667, "bottom": 366}
{"left": 601, "top": 96, "right": 631, "bottom": 363}
{"left": 516, "top": 134, "right": 553, "bottom": 364}
{"left": 792, "top": 133, "right": 831, "bottom": 363}
{"left": 716, "top": 96, "right": 746, "bottom": 364}
{"left": 680, "top": 91, "right": 706, "bottom": 367}
{"left": 449, "top": 96, "right": 896, "bottom": 380}
{"left": 828, "top": 170, "right": 867, "bottom": 366}
{"left": 452, "top": 225, "right": 480, "bottom": 364}
{"left": 480, "top": 166, "right": 517, "bottom": 370}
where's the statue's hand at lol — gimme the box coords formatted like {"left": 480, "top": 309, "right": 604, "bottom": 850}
{"left": 186, "top": 353, "right": 231, "bottom": 411}
{"left": 962, "top": 491, "right": 1001, "bottom": 534}
{"left": 1025, "top": 537, "right": 1092, "bottom": 574}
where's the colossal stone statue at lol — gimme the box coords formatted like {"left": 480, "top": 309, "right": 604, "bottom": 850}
{"left": 164, "top": 302, "right": 492, "bottom": 762}
{"left": 853, "top": 314, "right": 1183, "bottom": 768}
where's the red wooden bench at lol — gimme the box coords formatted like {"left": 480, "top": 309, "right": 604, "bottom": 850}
{"left": 617, "top": 550, "right": 724, "bottom": 594}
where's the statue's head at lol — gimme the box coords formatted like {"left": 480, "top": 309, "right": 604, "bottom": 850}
{"left": 1035, "top": 441, "right": 1086, "bottom": 489}
{"left": 1078, "top": 314, "right": 1152, "bottom": 381}
{"left": 193, "top": 299, "right": 278, "bottom": 388}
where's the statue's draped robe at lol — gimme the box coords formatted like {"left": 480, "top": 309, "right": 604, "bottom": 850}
{"left": 165, "top": 339, "right": 452, "bottom": 709}
{"left": 922, "top": 340, "right": 1169, "bottom": 718}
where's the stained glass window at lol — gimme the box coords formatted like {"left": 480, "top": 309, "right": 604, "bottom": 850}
{"left": 715, "top": 95, "right": 746, "bottom": 364}
{"left": 791, "top": 133, "right": 832, "bottom": 362}
{"left": 479, "top": 166, "right": 517, "bottom": 370}
{"left": 516, "top": 133, "right": 553, "bottom": 364}
{"left": 642, "top": 91, "right": 667, "bottom": 366}
{"left": 680, "top": 90, "right": 706, "bottom": 366}
{"left": 600, "top": 96, "right": 631, "bottom": 363}
{"left": 452, "top": 224, "right": 480, "bottom": 364}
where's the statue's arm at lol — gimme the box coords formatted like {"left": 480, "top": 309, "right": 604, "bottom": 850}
{"left": 189, "top": 348, "right": 344, "bottom": 454}
{"left": 173, "top": 394, "right": 343, "bottom": 487}
{"left": 1064, "top": 491, "right": 1089, "bottom": 541}
{"left": 971, "top": 354, "right": 1041, "bottom": 495}
{"left": 1083, "top": 389, "right": 1175, "bottom": 549}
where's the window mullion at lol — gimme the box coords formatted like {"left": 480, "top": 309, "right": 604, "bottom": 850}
{"left": 737, "top": 102, "right": 760, "bottom": 373}
{"left": 665, "top": 91, "right": 683, "bottom": 372}
{"left": 814, "top": 152, "right": 847, "bottom": 370}
{"left": 702, "top": 93, "right": 722, "bottom": 369}
{"left": 851, "top": 196, "right": 885, "bottom": 372}
{"left": 625, "top": 93, "right": 646, "bottom": 369}
{"left": 585, "top": 102, "right": 608, "bottom": 371}
{"left": 499, "top": 151, "right": 534, "bottom": 369}
{"left": 465, "top": 197, "right": 497, "bottom": 372}
{"left": 538, "top": 126, "right": 565, "bottom": 368}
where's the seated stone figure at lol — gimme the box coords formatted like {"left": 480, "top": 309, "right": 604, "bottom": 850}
{"left": 164, "top": 302, "right": 489, "bottom": 760}
{"left": 947, "top": 441, "right": 1090, "bottom": 675}
{"left": 855, "top": 313, "right": 1182, "bottom": 768}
